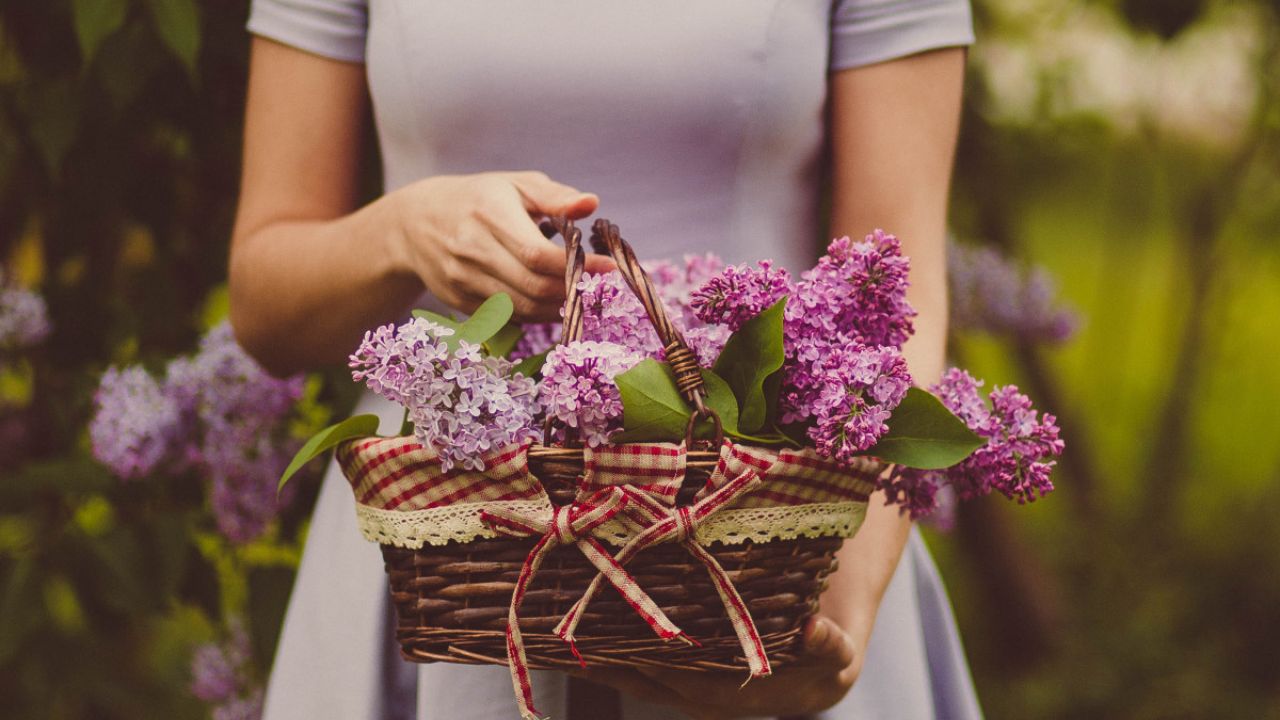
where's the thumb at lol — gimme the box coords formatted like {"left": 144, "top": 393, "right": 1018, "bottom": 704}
{"left": 511, "top": 171, "right": 598, "bottom": 220}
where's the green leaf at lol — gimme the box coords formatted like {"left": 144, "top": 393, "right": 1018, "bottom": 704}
{"left": 411, "top": 308, "right": 460, "bottom": 329}
{"left": 713, "top": 297, "right": 787, "bottom": 434}
{"left": 278, "top": 414, "right": 381, "bottom": 493}
{"left": 867, "top": 387, "right": 985, "bottom": 469}
{"left": 513, "top": 349, "right": 549, "bottom": 379}
{"left": 485, "top": 322, "right": 523, "bottom": 358}
{"left": 613, "top": 360, "right": 738, "bottom": 443}
{"left": 73, "top": 0, "right": 128, "bottom": 68}
{"left": 412, "top": 294, "right": 514, "bottom": 353}
{"left": 457, "top": 293, "right": 514, "bottom": 346}
{"left": 145, "top": 0, "right": 200, "bottom": 80}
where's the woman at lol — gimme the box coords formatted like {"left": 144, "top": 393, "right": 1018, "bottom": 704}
{"left": 229, "top": 2, "right": 979, "bottom": 718}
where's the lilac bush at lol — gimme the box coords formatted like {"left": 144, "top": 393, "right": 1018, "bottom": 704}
{"left": 0, "top": 271, "right": 51, "bottom": 351}
{"left": 884, "top": 368, "right": 1065, "bottom": 518}
{"left": 948, "top": 241, "right": 1079, "bottom": 343}
{"left": 349, "top": 317, "right": 541, "bottom": 471}
{"left": 191, "top": 623, "right": 262, "bottom": 720}
{"left": 90, "top": 322, "right": 305, "bottom": 543}
{"left": 89, "top": 366, "right": 184, "bottom": 480}
{"left": 541, "top": 340, "right": 644, "bottom": 447}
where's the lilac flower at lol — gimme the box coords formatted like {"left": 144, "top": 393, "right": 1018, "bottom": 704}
{"left": 89, "top": 366, "right": 184, "bottom": 479}
{"left": 948, "top": 242, "right": 1079, "bottom": 343}
{"left": 804, "top": 345, "right": 912, "bottom": 464}
{"left": 684, "top": 323, "right": 731, "bottom": 367}
{"left": 190, "top": 624, "right": 251, "bottom": 703}
{"left": 212, "top": 691, "right": 264, "bottom": 720}
{"left": 540, "top": 341, "right": 643, "bottom": 447}
{"left": 511, "top": 321, "right": 559, "bottom": 361}
{"left": 166, "top": 323, "right": 305, "bottom": 542}
{"left": 690, "top": 260, "right": 792, "bottom": 332}
{"left": 192, "top": 623, "right": 263, "bottom": 720}
{"left": 350, "top": 318, "right": 542, "bottom": 472}
{"left": 0, "top": 272, "right": 51, "bottom": 350}
{"left": 577, "top": 272, "right": 663, "bottom": 354}
{"left": 885, "top": 368, "right": 1064, "bottom": 519}
{"left": 778, "top": 232, "right": 916, "bottom": 425}
{"left": 648, "top": 253, "right": 726, "bottom": 328}
{"left": 792, "top": 231, "right": 915, "bottom": 350}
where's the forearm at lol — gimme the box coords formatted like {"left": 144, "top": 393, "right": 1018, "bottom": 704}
{"left": 228, "top": 194, "right": 423, "bottom": 376}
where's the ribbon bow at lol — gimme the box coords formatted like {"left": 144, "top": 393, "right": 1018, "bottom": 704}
{"left": 553, "top": 467, "right": 771, "bottom": 681}
{"left": 480, "top": 486, "right": 689, "bottom": 720}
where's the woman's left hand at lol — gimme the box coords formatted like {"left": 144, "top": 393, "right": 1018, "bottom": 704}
{"left": 574, "top": 615, "right": 863, "bottom": 719}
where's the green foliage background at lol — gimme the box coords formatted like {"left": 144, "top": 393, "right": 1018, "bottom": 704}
{"left": 1, "top": 0, "right": 1278, "bottom": 718}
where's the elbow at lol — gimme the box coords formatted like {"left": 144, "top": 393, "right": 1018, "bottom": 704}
{"left": 229, "top": 302, "right": 304, "bottom": 379}
{"left": 227, "top": 242, "right": 304, "bottom": 379}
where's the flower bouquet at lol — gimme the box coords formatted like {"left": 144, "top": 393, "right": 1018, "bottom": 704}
{"left": 281, "top": 218, "right": 1063, "bottom": 720}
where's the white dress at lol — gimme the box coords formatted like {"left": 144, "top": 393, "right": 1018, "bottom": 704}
{"left": 249, "top": 1, "right": 981, "bottom": 717}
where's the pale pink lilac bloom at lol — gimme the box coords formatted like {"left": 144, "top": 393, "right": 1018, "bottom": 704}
{"left": 350, "top": 317, "right": 541, "bottom": 472}
{"left": 540, "top": 340, "right": 643, "bottom": 447}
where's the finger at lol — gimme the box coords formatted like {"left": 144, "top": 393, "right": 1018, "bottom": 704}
{"left": 483, "top": 200, "right": 577, "bottom": 277}
{"left": 803, "top": 616, "right": 856, "bottom": 670}
{"left": 583, "top": 253, "right": 617, "bottom": 274}
{"left": 458, "top": 243, "right": 565, "bottom": 304}
{"left": 510, "top": 171, "right": 599, "bottom": 219}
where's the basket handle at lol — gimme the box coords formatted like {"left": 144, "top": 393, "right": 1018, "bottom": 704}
{"left": 540, "top": 216, "right": 722, "bottom": 446}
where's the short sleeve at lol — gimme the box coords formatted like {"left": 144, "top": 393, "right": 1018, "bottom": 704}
{"left": 247, "top": 0, "right": 368, "bottom": 63}
{"left": 830, "top": 0, "right": 975, "bottom": 72}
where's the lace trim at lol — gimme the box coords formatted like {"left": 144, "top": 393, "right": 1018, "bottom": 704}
{"left": 355, "top": 499, "right": 868, "bottom": 549}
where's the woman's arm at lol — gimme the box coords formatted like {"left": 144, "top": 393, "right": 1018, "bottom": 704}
{"left": 229, "top": 38, "right": 608, "bottom": 376}
{"left": 822, "top": 44, "right": 965, "bottom": 679}
{"left": 579, "top": 47, "right": 966, "bottom": 719}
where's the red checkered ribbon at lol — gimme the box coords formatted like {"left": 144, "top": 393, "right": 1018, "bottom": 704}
{"left": 479, "top": 486, "right": 690, "bottom": 720}
{"left": 553, "top": 457, "right": 772, "bottom": 681}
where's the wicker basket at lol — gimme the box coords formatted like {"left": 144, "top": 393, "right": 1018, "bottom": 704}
{"left": 337, "top": 218, "right": 880, "bottom": 717}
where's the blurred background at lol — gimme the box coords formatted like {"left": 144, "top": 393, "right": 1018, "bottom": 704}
{"left": 1, "top": 0, "right": 1278, "bottom": 718}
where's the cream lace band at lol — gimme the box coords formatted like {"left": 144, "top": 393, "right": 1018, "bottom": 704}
{"left": 354, "top": 498, "right": 868, "bottom": 549}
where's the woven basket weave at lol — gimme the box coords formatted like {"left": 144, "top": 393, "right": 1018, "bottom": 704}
{"left": 339, "top": 218, "right": 878, "bottom": 681}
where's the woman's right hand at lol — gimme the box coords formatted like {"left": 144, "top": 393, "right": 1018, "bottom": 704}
{"left": 385, "top": 171, "right": 615, "bottom": 322}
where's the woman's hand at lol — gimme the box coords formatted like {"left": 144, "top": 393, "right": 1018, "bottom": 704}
{"left": 385, "top": 171, "right": 614, "bottom": 321}
{"left": 575, "top": 615, "right": 863, "bottom": 719}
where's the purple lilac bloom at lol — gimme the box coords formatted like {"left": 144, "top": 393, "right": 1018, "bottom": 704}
{"left": 948, "top": 242, "right": 1079, "bottom": 344}
{"left": 683, "top": 323, "right": 731, "bottom": 367}
{"left": 779, "top": 231, "right": 916, "bottom": 425}
{"left": 647, "top": 253, "right": 726, "bottom": 329}
{"left": 576, "top": 272, "right": 664, "bottom": 354}
{"left": 166, "top": 323, "right": 305, "bottom": 542}
{"left": 350, "top": 318, "right": 542, "bottom": 472}
{"left": 540, "top": 341, "right": 643, "bottom": 447}
{"left": 90, "top": 366, "right": 184, "bottom": 479}
{"left": 510, "top": 321, "right": 559, "bottom": 361}
{"left": 212, "top": 691, "right": 264, "bottom": 720}
{"left": 804, "top": 345, "right": 911, "bottom": 464}
{"left": 690, "top": 260, "right": 793, "bottom": 332}
{"left": 0, "top": 278, "right": 51, "bottom": 350}
{"left": 190, "top": 624, "right": 250, "bottom": 703}
{"left": 884, "top": 368, "right": 1064, "bottom": 519}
